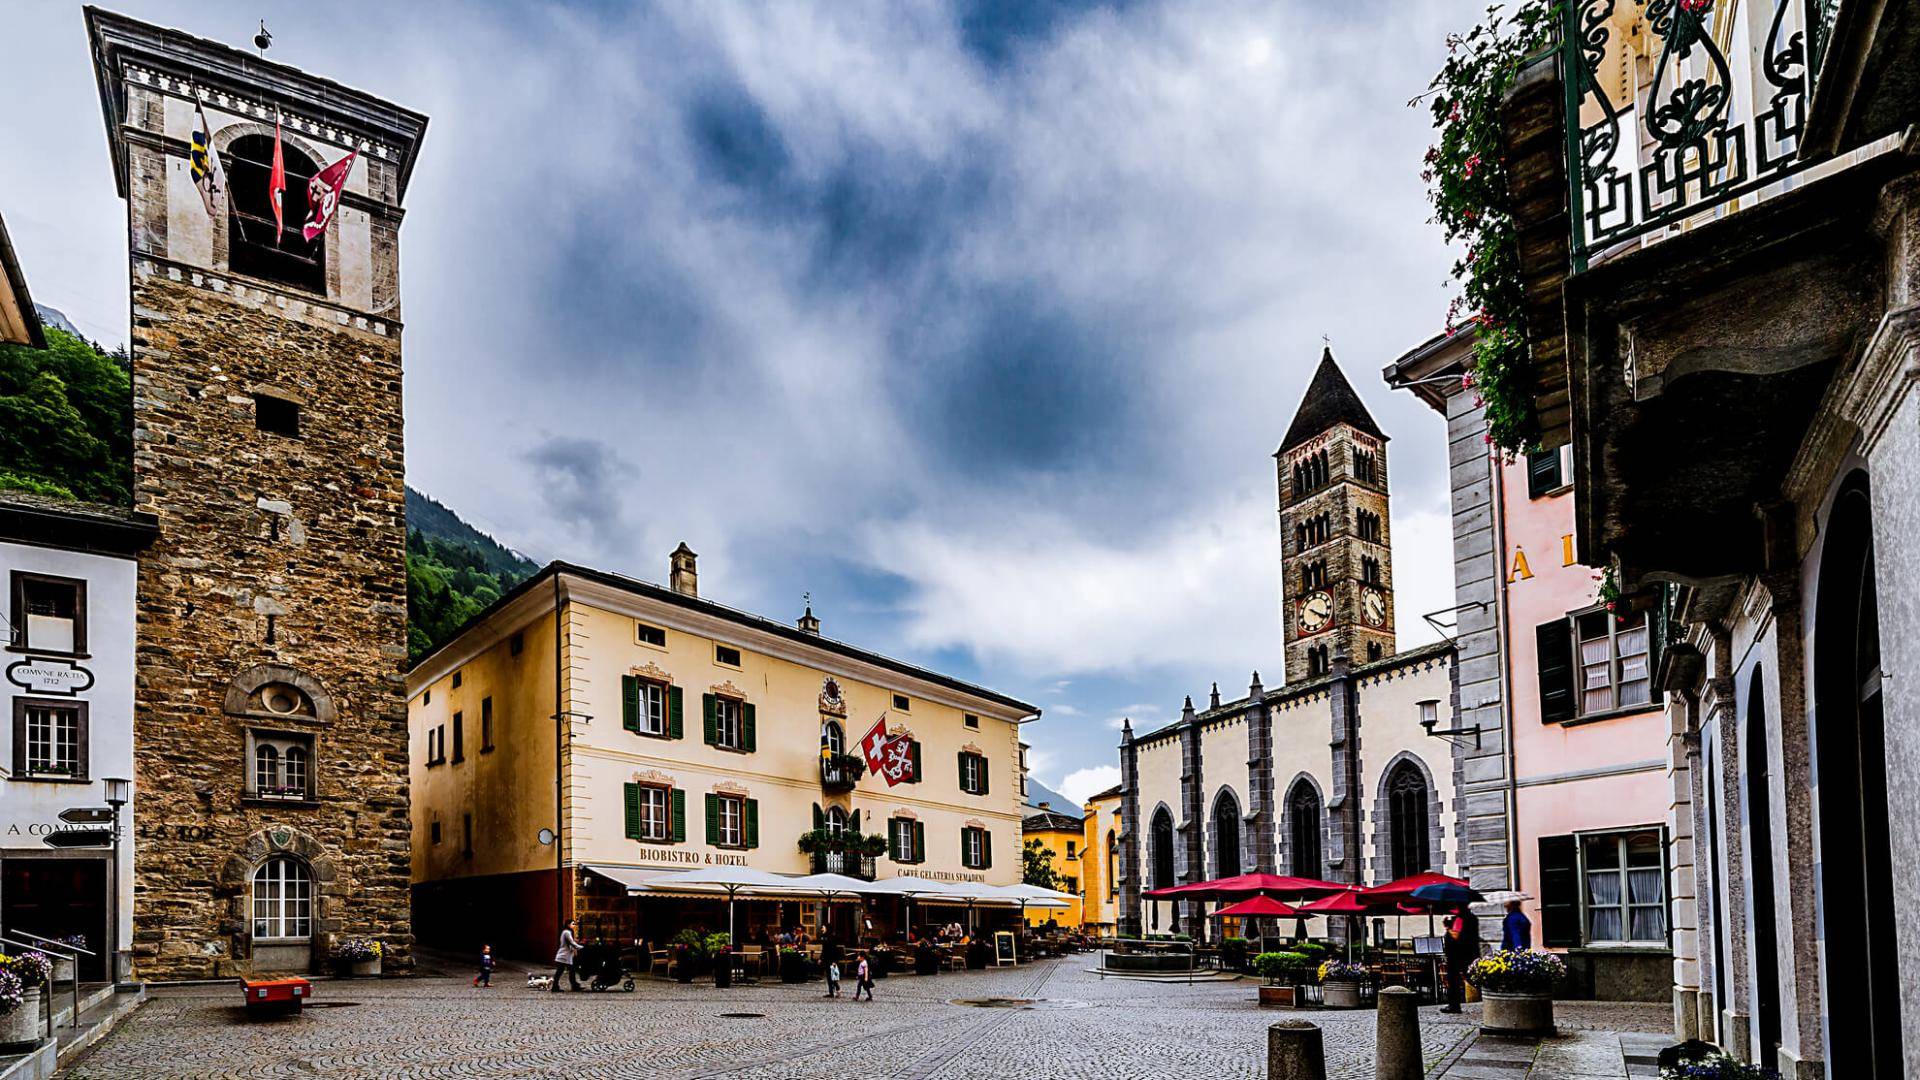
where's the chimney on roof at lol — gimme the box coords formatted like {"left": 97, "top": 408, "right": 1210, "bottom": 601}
{"left": 1039, "top": 801, "right": 1051, "bottom": 810}
{"left": 669, "top": 543, "right": 698, "bottom": 597}
{"left": 797, "top": 603, "right": 821, "bottom": 635}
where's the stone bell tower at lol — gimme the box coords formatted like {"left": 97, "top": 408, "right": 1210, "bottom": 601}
{"left": 1277, "top": 348, "right": 1396, "bottom": 685}
{"left": 89, "top": 9, "right": 427, "bottom": 978}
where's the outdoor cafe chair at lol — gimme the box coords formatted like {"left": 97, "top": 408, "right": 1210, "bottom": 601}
{"left": 649, "top": 950, "right": 671, "bottom": 978}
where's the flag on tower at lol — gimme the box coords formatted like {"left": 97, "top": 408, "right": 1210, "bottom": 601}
{"left": 269, "top": 115, "right": 286, "bottom": 236}
{"left": 189, "top": 98, "right": 225, "bottom": 218}
{"left": 302, "top": 150, "right": 356, "bottom": 242}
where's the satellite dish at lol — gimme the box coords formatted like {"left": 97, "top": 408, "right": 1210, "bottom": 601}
{"left": 537, "top": 828, "right": 556, "bottom": 846}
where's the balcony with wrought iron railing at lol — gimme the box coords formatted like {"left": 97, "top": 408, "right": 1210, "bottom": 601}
{"left": 819, "top": 752, "right": 865, "bottom": 792}
{"left": 809, "top": 850, "right": 877, "bottom": 879}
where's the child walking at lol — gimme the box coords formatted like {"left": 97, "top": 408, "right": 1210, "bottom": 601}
{"left": 474, "top": 943, "right": 495, "bottom": 988}
{"left": 825, "top": 956, "right": 841, "bottom": 998}
{"left": 853, "top": 953, "right": 874, "bottom": 1002}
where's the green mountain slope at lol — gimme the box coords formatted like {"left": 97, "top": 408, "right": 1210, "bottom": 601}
{"left": 405, "top": 487, "right": 539, "bottom": 666}
{"left": 0, "top": 327, "right": 132, "bottom": 505}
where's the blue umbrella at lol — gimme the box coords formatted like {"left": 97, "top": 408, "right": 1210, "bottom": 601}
{"left": 1409, "top": 882, "right": 1484, "bottom": 906}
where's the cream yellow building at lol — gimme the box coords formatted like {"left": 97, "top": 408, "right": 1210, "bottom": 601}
{"left": 1079, "top": 785, "right": 1122, "bottom": 935}
{"left": 1020, "top": 803, "right": 1086, "bottom": 928}
{"left": 408, "top": 548, "right": 1038, "bottom": 958}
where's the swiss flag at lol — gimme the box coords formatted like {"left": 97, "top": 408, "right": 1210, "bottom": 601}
{"left": 859, "top": 716, "right": 891, "bottom": 775}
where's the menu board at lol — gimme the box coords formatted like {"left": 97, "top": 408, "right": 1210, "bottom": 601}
{"left": 994, "top": 931, "right": 1017, "bottom": 966}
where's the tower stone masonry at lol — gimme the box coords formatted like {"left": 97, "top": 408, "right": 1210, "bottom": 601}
{"left": 89, "top": 10, "right": 427, "bottom": 978}
{"left": 1276, "top": 348, "right": 1397, "bottom": 685}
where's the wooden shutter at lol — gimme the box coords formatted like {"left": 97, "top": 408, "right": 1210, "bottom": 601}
{"left": 961, "top": 828, "right": 972, "bottom": 867}
{"left": 622, "top": 675, "right": 640, "bottom": 733}
{"left": 979, "top": 756, "right": 988, "bottom": 796}
{"left": 1527, "top": 449, "right": 1562, "bottom": 498}
{"left": 958, "top": 752, "right": 968, "bottom": 789}
{"left": 744, "top": 799, "right": 759, "bottom": 848}
{"left": 1539, "top": 834, "right": 1580, "bottom": 948}
{"left": 849, "top": 809, "right": 861, "bottom": 833}
{"left": 668, "top": 686, "right": 684, "bottom": 739}
{"left": 704, "top": 793, "right": 720, "bottom": 845}
{"left": 812, "top": 802, "right": 825, "bottom": 829}
{"left": 702, "top": 694, "right": 718, "bottom": 745}
{"left": 1537, "top": 619, "right": 1577, "bottom": 723}
{"left": 981, "top": 830, "right": 992, "bottom": 869}
{"left": 912, "top": 821, "right": 925, "bottom": 863}
{"left": 889, "top": 820, "right": 903, "bottom": 861}
{"left": 1650, "top": 586, "right": 1670, "bottom": 704}
{"left": 671, "top": 788, "right": 687, "bottom": 843}
{"left": 908, "top": 740, "right": 921, "bottom": 783}
{"left": 742, "top": 703, "right": 757, "bottom": 752}
{"left": 624, "top": 783, "right": 641, "bottom": 839}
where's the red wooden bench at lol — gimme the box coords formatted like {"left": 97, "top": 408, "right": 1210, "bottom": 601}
{"left": 240, "top": 976, "right": 312, "bottom": 1015}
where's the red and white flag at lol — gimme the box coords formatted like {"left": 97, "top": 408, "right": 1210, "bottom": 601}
{"left": 859, "top": 714, "right": 916, "bottom": 788}
{"left": 858, "top": 715, "right": 891, "bottom": 776}
{"left": 302, "top": 150, "right": 356, "bottom": 242}
{"left": 269, "top": 115, "right": 287, "bottom": 236}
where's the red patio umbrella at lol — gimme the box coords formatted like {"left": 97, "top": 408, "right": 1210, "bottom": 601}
{"left": 1143, "top": 873, "right": 1348, "bottom": 901}
{"left": 1359, "top": 872, "right": 1469, "bottom": 905}
{"left": 1211, "top": 895, "right": 1300, "bottom": 919}
{"left": 1297, "top": 888, "right": 1378, "bottom": 914}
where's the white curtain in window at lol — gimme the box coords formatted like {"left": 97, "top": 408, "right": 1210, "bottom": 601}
{"left": 1587, "top": 871, "right": 1624, "bottom": 941}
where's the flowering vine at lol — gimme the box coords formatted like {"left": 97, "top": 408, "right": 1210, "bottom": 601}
{"left": 1416, "top": 0, "right": 1559, "bottom": 452}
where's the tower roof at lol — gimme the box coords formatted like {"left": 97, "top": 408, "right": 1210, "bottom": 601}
{"left": 1277, "top": 348, "right": 1387, "bottom": 455}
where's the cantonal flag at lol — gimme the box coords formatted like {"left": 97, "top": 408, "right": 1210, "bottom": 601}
{"left": 269, "top": 115, "right": 286, "bottom": 235}
{"left": 302, "top": 150, "right": 356, "bottom": 242}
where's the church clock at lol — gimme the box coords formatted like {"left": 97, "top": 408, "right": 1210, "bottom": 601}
{"left": 1299, "top": 590, "right": 1334, "bottom": 634}
{"left": 1362, "top": 588, "right": 1386, "bottom": 628}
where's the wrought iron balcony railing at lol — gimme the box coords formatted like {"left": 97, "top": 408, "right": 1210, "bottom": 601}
{"left": 1565, "top": 0, "right": 1821, "bottom": 269}
{"left": 820, "top": 752, "right": 866, "bottom": 791}
{"left": 810, "top": 850, "right": 876, "bottom": 880}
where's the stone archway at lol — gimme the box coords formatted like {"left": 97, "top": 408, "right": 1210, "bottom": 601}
{"left": 217, "top": 824, "right": 339, "bottom": 974}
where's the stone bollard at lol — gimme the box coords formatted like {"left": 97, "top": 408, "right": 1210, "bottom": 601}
{"left": 1267, "top": 1019, "right": 1326, "bottom": 1080}
{"left": 1375, "top": 986, "right": 1422, "bottom": 1080}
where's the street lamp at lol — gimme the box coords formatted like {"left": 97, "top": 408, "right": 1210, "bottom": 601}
{"left": 103, "top": 778, "right": 130, "bottom": 984}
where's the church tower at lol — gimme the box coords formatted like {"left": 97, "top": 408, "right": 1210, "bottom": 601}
{"left": 1277, "top": 348, "right": 1395, "bottom": 684}
{"left": 90, "top": 11, "right": 426, "bottom": 978}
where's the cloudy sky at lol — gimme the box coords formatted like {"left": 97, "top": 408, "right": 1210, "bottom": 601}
{"left": 2, "top": 0, "right": 1479, "bottom": 803}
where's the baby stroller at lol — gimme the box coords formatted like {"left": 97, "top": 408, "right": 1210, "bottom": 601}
{"left": 576, "top": 941, "right": 636, "bottom": 992}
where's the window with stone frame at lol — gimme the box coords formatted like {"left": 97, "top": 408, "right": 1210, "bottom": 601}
{"left": 248, "top": 730, "right": 314, "bottom": 800}
{"left": 1577, "top": 829, "right": 1668, "bottom": 945}
{"left": 1288, "top": 780, "right": 1323, "bottom": 879}
{"left": 10, "top": 572, "right": 86, "bottom": 655}
{"left": 13, "top": 699, "right": 87, "bottom": 780}
{"left": 1356, "top": 509, "right": 1383, "bottom": 543}
{"left": 226, "top": 134, "right": 326, "bottom": 293}
{"left": 251, "top": 855, "right": 312, "bottom": 940}
{"left": 1386, "top": 761, "right": 1432, "bottom": 879}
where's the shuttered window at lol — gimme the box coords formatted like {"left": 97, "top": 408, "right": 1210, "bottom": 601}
{"left": 961, "top": 826, "right": 992, "bottom": 869}
{"left": 704, "top": 793, "right": 758, "bottom": 848}
{"left": 1536, "top": 620, "right": 1576, "bottom": 723}
{"left": 958, "top": 751, "right": 989, "bottom": 795}
{"left": 702, "top": 694, "right": 754, "bottom": 751}
{"left": 624, "top": 783, "right": 678, "bottom": 843}
{"left": 889, "top": 817, "right": 925, "bottom": 863}
{"left": 1527, "top": 447, "right": 1565, "bottom": 498}
{"left": 1538, "top": 835, "right": 1580, "bottom": 948}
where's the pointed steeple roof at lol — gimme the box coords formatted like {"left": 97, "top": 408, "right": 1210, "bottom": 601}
{"left": 1277, "top": 347, "right": 1386, "bottom": 455}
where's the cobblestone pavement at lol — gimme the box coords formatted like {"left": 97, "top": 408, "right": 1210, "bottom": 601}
{"left": 1430, "top": 1016, "right": 1673, "bottom": 1079}
{"left": 65, "top": 959, "right": 1669, "bottom": 1079}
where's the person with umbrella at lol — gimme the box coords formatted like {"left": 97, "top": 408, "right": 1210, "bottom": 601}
{"left": 1440, "top": 905, "right": 1480, "bottom": 1013}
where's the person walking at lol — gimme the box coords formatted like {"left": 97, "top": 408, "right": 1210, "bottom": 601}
{"left": 1500, "top": 899, "right": 1533, "bottom": 952}
{"left": 474, "top": 943, "right": 495, "bottom": 988}
{"left": 826, "top": 956, "right": 842, "bottom": 998}
{"left": 852, "top": 952, "right": 873, "bottom": 1002}
{"left": 551, "top": 919, "right": 583, "bottom": 992}
{"left": 1440, "top": 908, "right": 1480, "bottom": 1013}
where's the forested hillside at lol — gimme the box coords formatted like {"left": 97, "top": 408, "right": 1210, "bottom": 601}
{"left": 404, "top": 487, "right": 539, "bottom": 664}
{"left": 0, "top": 326, "right": 131, "bottom": 504}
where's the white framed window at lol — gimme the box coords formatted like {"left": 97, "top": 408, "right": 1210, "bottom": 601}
{"left": 249, "top": 731, "right": 313, "bottom": 800}
{"left": 1581, "top": 829, "right": 1667, "bottom": 945}
{"left": 251, "top": 856, "right": 312, "bottom": 940}
{"left": 637, "top": 785, "right": 671, "bottom": 842}
{"left": 713, "top": 697, "right": 743, "bottom": 751}
{"left": 962, "top": 826, "right": 989, "bottom": 869}
{"left": 821, "top": 720, "right": 844, "bottom": 755}
{"left": 892, "top": 818, "right": 914, "bottom": 860}
{"left": 16, "top": 701, "right": 86, "bottom": 779}
{"left": 716, "top": 794, "right": 745, "bottom": 847}
{"left": 959, "top": 751, "right": 989, "bottom": 795}
{"left": 1577, "top": 609, "right": 1652, "bottom": 716}
{"left": 636, "top": 681, "right": 667, "bottom": 736}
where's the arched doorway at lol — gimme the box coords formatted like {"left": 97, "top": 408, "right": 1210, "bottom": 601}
{"left": 1745, "top": 666, "right": 1781, "bottom": 1066}
{"left": 1812, "top": 471, "right": 1900, "bottom": 1076}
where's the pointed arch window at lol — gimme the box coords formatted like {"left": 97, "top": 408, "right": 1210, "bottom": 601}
{"left": 1387, "top": 761, "right": 1431, "bottom": 879}
{"left": 1288, "top": 781, "right": 1322, "bottom": 879}
{"left": 1212, "top": 793, "right": 1242, "bottom": 878}
{"left": 1150, "top": 808, "right": 1175, "bottom": 891}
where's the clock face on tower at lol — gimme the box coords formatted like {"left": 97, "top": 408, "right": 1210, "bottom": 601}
{"left": 1298, "top": 590, "right": 1333, "bottom": 635}
{"left": 1362, "top": 587, "right": 1387, "bottom": 628}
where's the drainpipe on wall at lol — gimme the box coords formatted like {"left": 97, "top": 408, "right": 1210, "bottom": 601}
{"left": 1492, "top": 452, "right": 1521, "bottom": 887}
{"left": 553, "top": 573, "right": 565, "bottom": 934}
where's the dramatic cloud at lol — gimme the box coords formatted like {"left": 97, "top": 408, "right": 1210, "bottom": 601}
{"left": 1060, "top": 766, "right": 1122, "bottom": 804}
{"left": 1, "top": 0, "right": 1478, "bottom": 789}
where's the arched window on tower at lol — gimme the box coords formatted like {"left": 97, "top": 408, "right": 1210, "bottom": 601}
{"left": 1361, "top": 556, "right": 1381, "bottom": 585}
{"left": 1354, "top": 449, "right": 1377, "bottom": 484}
{"left": 1287, "top": 781, "right": 1322, "bottom": 879}
{"left": 226, "top": 133, "right": 325, "bottom": 293}
{"left": 1307, "top": 645, "right": 1330, "bottom": 677}
{"left": 1387, "top": 761, "right": 1432, "bottom": 879}
{"left": 1150, "top": 807, "right": 1175, "bottom": 891}
{"left": 1356, "top": 510, "right": 1383, "bottom": 543}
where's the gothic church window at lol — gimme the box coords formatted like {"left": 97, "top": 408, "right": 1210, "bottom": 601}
{"left": 1150, "top": 807, "right": 1175, "bottom": 890}
{"left": 1356, "top": 510, "right": 1382, "bottom": 543}
{"left": 1307, "top": 645, "right": 1330, "bottom": 677}
{"left": 1303, "top": 560, "right": 1327, "bottom": 590}
{"left": 1354, "top": 450, "right": 1377, "bottom": 484}
{"left": 1213, "top": 792, "right": 1242, "bottom": 878}
{"left": 226, "top": 134, "right": 325, "bottom": 294}
{"left": 1361, "top": 556, "right": 1381, "bottom": 585}
{"left": 1287, "top": 781, "right": 1322, "bottom": 879}
{"left": 1386, "top": 761, "right": 1432, "bottom": 879}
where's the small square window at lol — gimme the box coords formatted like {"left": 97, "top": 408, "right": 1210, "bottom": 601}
{"left": 892, "top": 693, "right": 911, "bottom": 712}
{"left": 431, "top": 820, "right": 442, "bottom": 845}
{"left": 509, "top": 632, "right": 524, "bottom": 656}
{"left": 637, "top": 622, "right": 667, "bottom": 648}
{"left": 452, "top": 671, "right": 462, "bottom": 689}
{"left": 10, "top": 573, "right": 86, "bottom": 655}
{"left": 964, "top": 714, "right": 979, "bottom": 729}
{"left": 423, "top": 689, "right": 431, "bottom": 706}
{"left": 253, "top": 394, "right": 300, "bottom": 438}
{"left": 714, "top": 644, "right": 741, "bottom": 668}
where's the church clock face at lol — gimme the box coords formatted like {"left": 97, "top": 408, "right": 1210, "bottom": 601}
{"left": 1298, "top": 590, "right": 1333, "bottom": 635}
{"left": 1362, "top": 587, "right": 1386, "bottom": 628}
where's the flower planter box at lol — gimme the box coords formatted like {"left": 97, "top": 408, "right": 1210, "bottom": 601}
{"left": 713, "top": 959, "right": 733, "bottom": 988}
{"left": 1257, "top": 985, "right": 1297, "bottom": 1008}
{"left": 0, "top": 988, "right": 43, "bottom": 1051}
{"left": 347, "top": 957, "right": 381, "bottom": 978}
{"left": 1321, "top": 978, "right": 1363, "bottom": 1009}
{"left": 1479, "top": 991, "right": 1554, "bottom": 1036}
{"left": 50, "top": 958, "right": 75, "bottom": 985}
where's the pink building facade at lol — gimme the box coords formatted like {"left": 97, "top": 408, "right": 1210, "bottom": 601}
{"left": 1388, "top": 330, "right": 1671, "bottom": 999}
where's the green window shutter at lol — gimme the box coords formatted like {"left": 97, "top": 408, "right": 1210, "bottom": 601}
{"left": 849, "top": 809, "right": 861, "bottom": 834}
{"left": 742, "top": 703, "right": 757, "bottom": 752}
{"left": 908, "top": 740, "right": 921, "bottom": 783}
{"left": 812, "top": 802, "right": 825, "bottom": 830}
{"left": 982, "top": 831, "right": 992, "bottom": 869}
{"left": 1539, "top": 834, "right": 1579, "bottom": 947}
{"left": 959, "top": 752, "right": 968, "bottom": 789}
{"left": 702, "top": 694, "right": 718, "bottom": 745}
{"left": 962, "top": 828, "right": 971, "bottom": 867}
{"left": 671, "top": 788, "right": 687, "bottom": 843}
{"left": 979, "top": 756, "right": 989, "bottom": 796}
{"left": 912, "top": 821, "right": 925, "bottom": 863}
{"left": 744, "top": 799, "right": 759, "bottom": 849}
{"left": 888, "top": 821, "right": 902, "bottom": 862}
{"left": 624, "top": 782, "right": 641, "bottom": 839}
{"left": 705, "top": 793, "right": 720, "bottom": 845}
{"left": 622, "top": 676, "right": 640, "bottom": 733}
{"left": 669, "top": 686, "right": 685, "bottom": 739}
{"left": 1526, "top": 449, "right": 1562, "bottom": 498}
{"left": 1537, "top": 620, "right": 1577, "bottom": 723}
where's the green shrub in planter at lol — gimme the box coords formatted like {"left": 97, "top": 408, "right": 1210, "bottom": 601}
{"left": 778, "top": 948, "right": 811, "bottom": 983}
{"left": 1220, "top": 937, "right": 1250, "bottom": 972}
{"left": 1253, "top": 951, "right": 1311, "bottom": 985}
{"left": 1292, "top": 941, "right": 1328, "bottom": 965}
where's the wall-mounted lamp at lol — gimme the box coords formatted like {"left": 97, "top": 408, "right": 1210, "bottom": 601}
{"left": 1418, "top": 699, "right": 1483, "bottom": 749}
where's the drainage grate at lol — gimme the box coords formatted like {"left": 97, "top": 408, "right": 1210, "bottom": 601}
{"left": 948, "top": 998, "right": 1087, "bottom": 1011}
{"left": 718, "top": 1012, "right": 766, "bottom": 1019}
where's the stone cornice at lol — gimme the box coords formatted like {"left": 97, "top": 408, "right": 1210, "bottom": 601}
{"left": 133, "top": 255, "right": 399, "bottom": 338}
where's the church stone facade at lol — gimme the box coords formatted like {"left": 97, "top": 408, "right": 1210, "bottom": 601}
{"left": 89, "top": 10, "right": 427, "bottom": 978}
{"left": 1118, "top": 350, "right": 1460, "bottom": 940}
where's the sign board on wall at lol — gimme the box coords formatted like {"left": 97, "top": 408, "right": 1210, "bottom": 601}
{"left": 6, "top": 658, "right": 94, "bottom": 695}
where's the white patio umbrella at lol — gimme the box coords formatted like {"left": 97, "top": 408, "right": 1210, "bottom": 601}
{"left": 635, "top": 866, "right": 798, "bottom": 944}
{"left": 784, "top": 872, "right": 876, "bottom": 939}
{"left": 990, "top": 883, "right": 1073, "bottom": 928}
{"left": 859, "top": 875, "right": 950, "bottom": 939}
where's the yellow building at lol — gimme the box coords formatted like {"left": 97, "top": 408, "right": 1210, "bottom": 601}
{"left": 1020, "top": 803, "right": 1086, "bottom": 928}
{"left": 1079, "top": 785, "right": 1122, "bottom": 935}
{"left": 408, "top": 548, "right": 1039, "bottom": 959}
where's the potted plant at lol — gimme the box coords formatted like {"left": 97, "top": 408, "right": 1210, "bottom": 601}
{"left": 1657, "top": 1050, "right": 1781, "bottom": 1079}
{"left": 1253, "top": 951, "right": 1310, "bottom": 1007}
{"left": 1220, "top": 936, "right": 1251, "bottom": 973}
{"left": 777, "top": 947, "right": 809, "bottom": 983}
{"left": 1316, "top": 958, "right": 1368, "bottom": 1009}
{"left": 1467, "top": 949, "right": 1565, "bottom": 1035}
{"left": 0, "top": 968, "right": 33, "bottom": 1051}
{"left": 334, "top": 938, "right": 382, "bottom": 977}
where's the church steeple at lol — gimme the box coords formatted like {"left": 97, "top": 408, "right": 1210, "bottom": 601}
{"left": 1275, "top": 347, "right": 1395, "bottom": 685}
